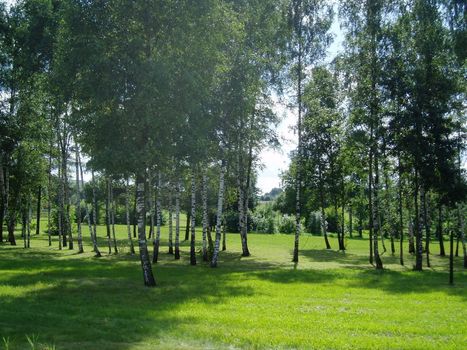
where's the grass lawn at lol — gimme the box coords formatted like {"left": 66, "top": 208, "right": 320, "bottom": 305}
{"left": 0, "top": 221, "right": 466, "bottom": 349}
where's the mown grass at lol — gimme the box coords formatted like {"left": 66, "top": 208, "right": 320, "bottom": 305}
{"left": 0, "top": 220, "right": 466, "bottom": 349}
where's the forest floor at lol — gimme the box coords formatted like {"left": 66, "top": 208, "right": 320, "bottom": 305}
{"left": 0, "top": 221, "right": 466, "bottom": 350}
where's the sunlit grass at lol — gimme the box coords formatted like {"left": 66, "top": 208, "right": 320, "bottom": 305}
{"left": 0, "top": 219, "right": 465, "bottom": 349}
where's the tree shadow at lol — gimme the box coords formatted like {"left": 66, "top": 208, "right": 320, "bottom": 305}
{"left": 0, "top": 248, "right": 256, "bottom": 349}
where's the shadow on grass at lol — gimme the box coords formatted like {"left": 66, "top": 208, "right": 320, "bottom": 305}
{"left": 0, "top": 248, "right": 257, "bottom": 350}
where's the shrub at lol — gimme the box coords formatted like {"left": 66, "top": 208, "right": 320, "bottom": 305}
{"left": 306, "top": 211, "right": 322, "bottom": 235}
{"left": 278, "top": 214, "right": 295, "bottom": 234}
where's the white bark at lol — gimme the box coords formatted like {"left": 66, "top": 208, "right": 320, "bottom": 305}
{"left": 168, "top": 187, "right": 173, "bottom": 254}
{"left": 74, "top": 143, "right": 84, "bottom": 253}
{"left": 125, "top": 178, "right": 135, "bottom": 254}
{"left": 175, "top": 180, "right": 181, "bottom": 259}
{"left": 202, "top": 172, "right": 208, "bottom": 261}
{"left": 153, "top": 172, "right": 162, "bottom": 263}
{"left": 190, "top": 169, "right": 196, "bottom": 265}
{"left": 211, "top": 159, "right": 226, "bottom": 267}
{"left": 136, "top": 173, "right": 156, "bottom": 287}
{"left": 79, "top": 160, "right": 101, "bottom": 257}
{"left": 110, "top": 181, "right": 118, "bottom": 254}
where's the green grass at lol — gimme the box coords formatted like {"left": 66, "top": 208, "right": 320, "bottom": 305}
{"left": 0, "top": 221, "right": 466, "bottom": 350}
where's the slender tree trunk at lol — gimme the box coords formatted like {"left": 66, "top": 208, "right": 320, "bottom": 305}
{"left": 74, "top": 144, "right": 84, "bottom": 253}
{"left": 133, "top": 185, "right": 137, "bottom": 238}
{"left": 153, "top": 172, "right": 162, "bottom": 263}
{"left": 80, "top": 161, "right": 101, "bottom": 257}
{"left": 241, "top": 195, "right": 250, "bottom": 256}
{"left": 449, "top": 228, "right": 454, "bottom": 284}
{"left": 222, "top": 219, "right": 226, "bottom": 251}
{"left": 35, "top": 186, "right": 41, "bottom": 235}
{"left": 340, "top": 175, "right": 346, "bottom": 250}
{"left": 148, "top": 174, "right": 155, "bottom": 240}
{"left": 27, "top": 201, "right": 31, "bottom": 248}
{"left": 211, "top": 159, "right": 226, "bottom": 267}
{"left": 125, "top": 178, "right": 135, "bottom": 255}
{"left": 368, "top": 152, "right": 373, "bottom": 265}
{"left": 168, "top": 188, "right": 173, "bottom": 254}
{"left": 237, "top": 176, "right": 245, "bottom": 249}
{"left": 22, "top": 206, "right": 27, "bottom": 248}
{"left": 91, "top": 170, "right": 99, "bottom": 253}
{"left": 318, "top": 164, "right": 330, "bottom": 250}
{"left": 0, "top": 163, "right": 5, "bottom": 242}
{"left": 136, "top": 172, "right": 156, "bottom": 287}
{"left": 105, "top": 178, "right": 112, "bottom": 254}
{"left": 202, "top": 172, "right": 208, "bottom": 261}
{"left": 189, "top": 169, "right": 197, "bottom": 265}
{"left": 174, "top": 180, "right": 181, "bottom": 260}
{"left": 62, "top": 148, "right": 72, "bottom": 249}
{"left": 57, "top": 156, "right": 63, "bottom": 250}
{"left": 437, "top": 204, "right": 445, "bottom": 256}
{"left": 349, "top": 202, "right": 353, "bottom": 238}
{"left": 373, "top": 156, "right": 383, "bottom": 269}
{"left": 422, "top": 188, "right": 430, "bottom": 267}
{"left": 293, "top": 24, "right": 303, "bottom": 264}
{"left": 458, "top": 203, "right": 466, "bottom": 268}
{"left": 110, "top": 181, "right": 118, "bottom": 254}
{"left": 185, "top": 211, "right": 190, "bottom": 241}
{"left": 8, "top": 210, "right": 16, "bottom": 245}
{"left": 413, "top": 170, "right": 423, "bottom": 271}
{"left": 47, "top": 151, "right": 52, "bottom": 246}
{"left": 398, "top": 160, "right": 404, "bottom": 265}
{"left": 241, "top": 123, "right": 254, "bottom": 257}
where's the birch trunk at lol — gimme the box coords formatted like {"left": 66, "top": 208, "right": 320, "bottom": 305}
{"left": 74, "top": 144, "right": 84, "bottom": 253}
{"left": 241, "top": 192, "right": 250, "bottom": 256}
{"left": 449, "top": 227, "right": 454, "bottom": 284}
{"left": 110, "top": 181, "right": 118, "bottom": 254}
{"left": 22, "top": 206, "right": 27, "bottom": 248}
{"left": 7, "top": 207, "right": 16, "bottom": 245}
{"left": 422, "top": 188, "right": 430, "bottom": 267}
{"left": 136, "top": 172, "right": 156, "bottom": 287}
{"left": 458, "top": 203, "right": 466, "bottom": 268}
{"left": 202, "top": 172, "right": 208, "bottom": 261}
{"left": 318, "top": 164, "right": 331, "bottom": 249}
{"left": 371, "top": 148, "right": 383, "bottom": 269}
{"left": 35, "top": 186, "right": 41, "bottom": 235}
{"left": 413, "top": 169, "right": 423, "bottom": 271}
{"left": 105, "top": 178, "right": 112, "bottom": 254}
{"left": 80, "top": 161, "right": 101, "bottom": 257}
{"left": 437, "top": 204, "right": 445, "bottom": 256}
{"left": 211, "top": 159, "right": 226, "bottom": 267}
{"left": 57, "top": 156, "right": 63, "bottom": 250}
{"left": 168, "top": 188, "right": 173, "bottom": 254}
{"left": 27, "top": 201, "right": 31, "bottom": 248}
{"left": 153, "top": 172, "right": 162, "bottom": 263}
{"left": 174, "top": 180, "right": 181, "bottom": 260}
{"left": 398, "top": 164, "right": 404, "bottom": 266}
{"left": 91, "top": 170, "right": 99, "bottom": 254}
{"left": 293, "top": 24, "right": 303, "bottom": 264}
{"left": 125, "top": 178, "right": 135, "bottom": 255}
{"left": 148, "top": 174, "right": 155, "bottom": 239}
{"left": 222, "top": 218, "right": 226, "bottom": 251}
{"left": 0, "top": 162, "right": 5, "bottom": 242}
{"left": 190, "top": 169, "right": 197, "bottom": 265}
{"left": 62, "top": 148, "right": 72, "bottom": 249}
{"left": 47, "top": 149, "right": 52, "bottom": 246}
{"left": 133, "top": 186, "right": 137, "bottom": 238}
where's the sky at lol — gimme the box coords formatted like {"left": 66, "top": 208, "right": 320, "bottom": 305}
{"left": 256, "top": 10, "right": 344, "bottom": 194}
